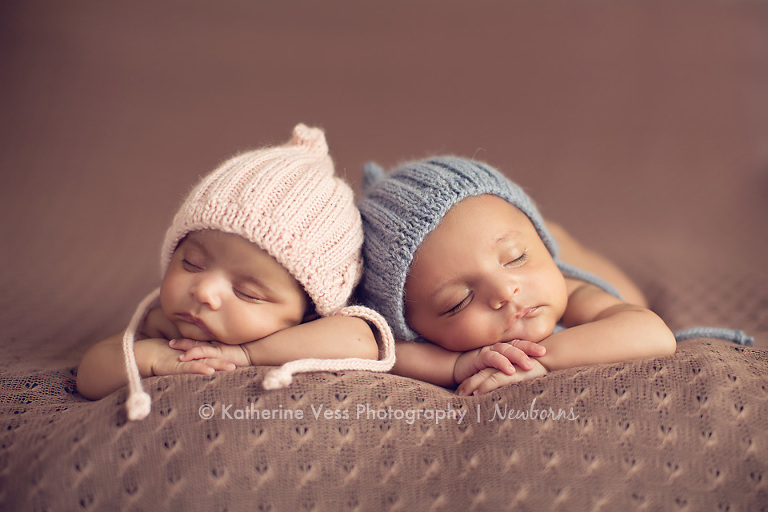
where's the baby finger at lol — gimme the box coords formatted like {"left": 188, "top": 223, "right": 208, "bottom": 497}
{"left": 492, "top": 344, "right": 534, "bottom": 371}
{"left": 479, "top": 350, "right": 516, "bottom": 375}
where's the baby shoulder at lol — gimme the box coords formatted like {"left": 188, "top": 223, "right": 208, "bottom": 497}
{"left": 563, "top": 278, "right": 625, "bottom": 325}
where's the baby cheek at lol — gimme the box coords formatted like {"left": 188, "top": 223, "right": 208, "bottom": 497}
{"left": 228, "top": 307, "right": 287, "bottom": 344}
{"left": 158, "top": 276, "right": 177, "bottom": 315}
{"left": 441, "top": 321, "right": 493, "bottom": 352}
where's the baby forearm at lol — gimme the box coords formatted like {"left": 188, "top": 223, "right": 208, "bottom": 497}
{"left": 76, "top": 332, "right": 144, "bottom": 400}
{"left": 537, "top": 306, "right": 676, "bottom": 371}
{"left": 391, "top": 341, "right": 460, "bottom": 387}
{"left": 243, "top": 316, "right": 379, "bottom": 366}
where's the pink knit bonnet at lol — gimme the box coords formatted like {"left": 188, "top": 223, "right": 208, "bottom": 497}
{"left": 123, "top": 124, "right": 395, "bottom": 421}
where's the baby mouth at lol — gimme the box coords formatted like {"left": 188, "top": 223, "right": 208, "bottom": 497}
{"left": 504, "top": 306, "right": 540, "bottom": 332}
{"left": 175, "top": 313, "right": 214, "bottom": 338}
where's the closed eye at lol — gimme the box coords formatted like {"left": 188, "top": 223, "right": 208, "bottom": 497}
{"left": 444, "top": 292, "right": 473, "bottom": 316}
{"left": 504, "top": 251, "right": 528, "bottom": 268}
{"left": 182, "top": 259, "right": 203, "bottom": 272}
{"left": 234, "top": 288, "right": 266, "bottom": 303}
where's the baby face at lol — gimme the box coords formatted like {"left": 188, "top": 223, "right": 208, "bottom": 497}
{"left": 404, "top": 195, "right": 567, "bottom": 351}
{"left": 160, "top": 230, "right": 309, "bottom": 344}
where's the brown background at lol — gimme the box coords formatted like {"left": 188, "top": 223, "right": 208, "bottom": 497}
{"left": 1, "top": 0, "right": 767, "bottom": 366}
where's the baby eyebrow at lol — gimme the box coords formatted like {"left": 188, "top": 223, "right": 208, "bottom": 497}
{"left": 431, "top": 275, "right": 461, "bottom": 300}
{"left": 430, "top": 278, "right": 472, "bottom": 315}
{"left": 178, "top": 236, "right": 210, "bottom": 258}
{"left": 429, "top": 231, "right": 523, "bottom": 302}
{"left": 495, "top": 230, "right": 523, "bottom": 245}
{"left": 182, "top": 235, "right": 279, "bottom": 297}
{"left": 424, "top": 229, "right": 524, "bottom": 305}
{"left": 238, "top": 275, "right": 276, "bottom": 297}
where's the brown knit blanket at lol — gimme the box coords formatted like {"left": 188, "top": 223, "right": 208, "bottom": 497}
{"left": 1, "top": 337, "right": 766, "bottom": 510}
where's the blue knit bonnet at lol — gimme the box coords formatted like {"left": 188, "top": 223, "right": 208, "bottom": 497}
{"left": 357, "top": 156, "right": 621, "bottom": 342}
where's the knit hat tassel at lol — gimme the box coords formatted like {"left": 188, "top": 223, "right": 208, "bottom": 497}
{"left": 123, "top": 287, "right": 160, "bottom": 421}
{"left": 263, "top": 305, "right": 397, "bottom": 390}
{"left": 674, "top": 327, "right": 754, "bottom": 346}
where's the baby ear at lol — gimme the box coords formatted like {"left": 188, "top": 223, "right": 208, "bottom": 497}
{"left": 362, "top": 162, "right": 385, "bottom": 192}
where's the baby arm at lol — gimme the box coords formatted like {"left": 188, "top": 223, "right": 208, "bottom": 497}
{"left": 76, "top": 307, "right": 231, "bottom": 400}
{"left": 392, "top": 339, "right": 546, "bottom": 388}
{"left": 174, "top": 315, "right": 380, "bottom": 367}
{"left": 76, "top": 332, "right": 232, "bottom": 400}
{"left": 536, "top": 280, "right": 676, "bottom": 371}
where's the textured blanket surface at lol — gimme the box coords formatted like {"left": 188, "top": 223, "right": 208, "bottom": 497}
{"left": 2, "top": 341, "right": 767, "bottom": 510}
{"left": 2, "top": 0, "right": 767, "bottom": 510}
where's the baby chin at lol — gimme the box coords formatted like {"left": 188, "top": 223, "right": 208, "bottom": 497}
{"left": 504, "top": 318, "right": 556, "bottom": 344}
{"left": 175, "top": 322, "right": 217, "bottom": 343}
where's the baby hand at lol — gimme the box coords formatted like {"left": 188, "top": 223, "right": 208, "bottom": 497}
{"left": 137, "top": 338, "right": 233, "bottom": 377}
{"left": 455, "top": 359, "right": 548, "bottom": 396}
{"left": 453, "top": 340, "right": 546, "bottom": 384}
{"left": 170, "top": 338, "right": 251, "bottom": 368}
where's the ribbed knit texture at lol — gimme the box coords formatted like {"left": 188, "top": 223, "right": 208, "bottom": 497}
{"left": 123, "top": 124, "right": 395, "bottom": 421}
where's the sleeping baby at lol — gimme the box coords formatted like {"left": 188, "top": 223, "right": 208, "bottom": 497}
{"left": 356, "top": 156, "right": 677, "bottom": 395}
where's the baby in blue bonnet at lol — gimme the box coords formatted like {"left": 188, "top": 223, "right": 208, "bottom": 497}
{"left": 357, "top": 156, "right": 676, "bottom": 395}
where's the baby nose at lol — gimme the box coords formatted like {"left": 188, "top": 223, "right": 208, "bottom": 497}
{"left": 191, "top": 275, "right": 224, "bottom": 310}
{"left": 490, "top": 277, "right": 519, "bottom": 310}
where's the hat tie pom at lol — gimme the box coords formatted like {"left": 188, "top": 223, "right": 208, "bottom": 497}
{"left": 263, "top": 367, "right": 294, "bottom": 390}
{"left": 126, "top": 391, "right": 151, "bottom": 421}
